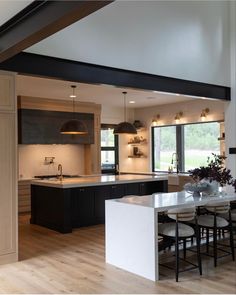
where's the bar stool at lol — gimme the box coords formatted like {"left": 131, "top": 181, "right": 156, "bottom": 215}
{"left": 197, "top": 201, "right": 235, "bottom": 267}
{"left": 219, "top": 208, "right": 236, "bottom": 247}
{"left": 158, "top": 206, "right": 202, "bottom": 282}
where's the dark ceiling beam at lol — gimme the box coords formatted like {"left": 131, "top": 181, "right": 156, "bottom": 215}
{"left": 0, "top": 0, "right": 113, "bottom": 63}
{"left": 0, "top": 52, "right": 230, "bottom": 101}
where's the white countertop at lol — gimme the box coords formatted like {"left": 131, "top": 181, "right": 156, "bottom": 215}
{"left": 112, "top": 191, "right": 236, "bottom": 211}
{"left": 31, "top": 174, "right": 168, "bottom": 188}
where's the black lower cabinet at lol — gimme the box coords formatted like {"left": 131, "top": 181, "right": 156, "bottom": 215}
{"left": 94, "top": 184, "right": 125, "bottom": 223}
{"left": 31, "top": 180, "right": 168, "bottom": 233}
{"left": 94, "top": 185, "right": 111, "bottom": 224}
{"left": 31, "top": 185, "right": 72, "bottom": 233}
{"left": 140, "top": 180, "right": 168, "bottom": 195}
{"left": 71, "top": 187, "right": 95, "bottom": 227}
{"left": 125, "top": 182, "right": 140, "bottom": 195}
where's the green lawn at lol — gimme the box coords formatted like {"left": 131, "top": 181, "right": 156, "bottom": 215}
{"left": 155, "top": 150, "right": 219, "bottom": 171}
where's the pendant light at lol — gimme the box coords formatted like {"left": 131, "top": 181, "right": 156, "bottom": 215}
{"left": 113, "top": 91, "right": 137, "bottom": 134}
{"left": 60, "top": 85, "right": 88, "bottom": 135}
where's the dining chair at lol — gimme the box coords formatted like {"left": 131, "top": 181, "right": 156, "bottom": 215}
{"left": 158, "top": 206, "right": 202, "bottom": 282}
{"left": 197, "top": 201, "right": 235, "bottom": 267}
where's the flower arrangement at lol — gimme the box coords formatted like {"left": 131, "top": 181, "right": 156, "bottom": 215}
{"left": 188, "top": 153, "right": 236, "bottom": 192}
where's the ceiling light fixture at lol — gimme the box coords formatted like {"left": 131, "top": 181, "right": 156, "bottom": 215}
{"left": 200, "top": 108, "right": 210, "bottom": 121}
{"left": 175, "top": 111, "right": 183, "bottom": 124}
{"left": 60, "top": 85, "right": 88, "bottom": 135}
{"left": 152, "top": 114, "right": 160, "bottom": 126}
{"left": 113, "top": 91, "right": 137, "bottom": 135}
{"left": 129, "top": 100, "right": 135, "bottom": 104}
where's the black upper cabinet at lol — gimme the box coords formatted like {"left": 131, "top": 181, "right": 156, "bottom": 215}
{"left": 18, "top": 109, "right": 94, "bottom": 144}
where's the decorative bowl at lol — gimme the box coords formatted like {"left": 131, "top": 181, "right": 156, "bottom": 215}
{"left": 184, "top": 182, "right": 209, "bottom": 196}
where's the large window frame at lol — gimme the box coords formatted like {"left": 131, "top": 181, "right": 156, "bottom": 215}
{"left": 152, "top": 121, "right": 222, "bottom": 173}
{"left": 101, "top": 124, "right": 119, "bottom": 174}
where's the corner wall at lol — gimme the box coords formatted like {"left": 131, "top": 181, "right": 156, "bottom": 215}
{"left": 225, "top": 0, "right": 236, "bottom": 184}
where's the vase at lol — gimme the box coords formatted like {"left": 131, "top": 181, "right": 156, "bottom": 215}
{"left": 203, "top": 180, "right": 220, "bottom": 195}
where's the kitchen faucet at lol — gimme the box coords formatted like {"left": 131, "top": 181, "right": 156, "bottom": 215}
{"left": 171, "top": 153, "right": 179, "bottom": 174}
{"left": 58, "top": 164, "right": 63, "bottom": 181}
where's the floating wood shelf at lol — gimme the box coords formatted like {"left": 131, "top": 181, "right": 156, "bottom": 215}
{"left": 128, "top": 141, "right": 147, "bottom": 145}
{"left": 128, "top": 155, "right": 147, "bottom": 158}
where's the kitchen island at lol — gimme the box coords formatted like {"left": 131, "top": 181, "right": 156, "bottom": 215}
{"left": 31, "top": 174, "right": 168, "bottom": 233}
{"left": 105, "top": 191, "right": 236, "bottom": 281}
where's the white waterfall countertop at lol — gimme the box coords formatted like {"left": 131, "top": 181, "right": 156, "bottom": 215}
{"left": 31, "top": 174, "right": 168, "bottom": 188}
{"left": 113, "top": 190, "right": 236, "bottom": 211}
{"left": 105, "top": 190, "right": 236, "bottom": 281}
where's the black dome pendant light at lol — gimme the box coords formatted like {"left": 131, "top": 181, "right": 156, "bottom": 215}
{"left": 60, "top": 85, "right": 88, "bottom": 135}
{"left": 113, "top": 91, "right": 137, "bottom": 135}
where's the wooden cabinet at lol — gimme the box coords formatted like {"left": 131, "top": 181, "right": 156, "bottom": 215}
{"left": 167, "top": 175, "right": 193, "bottom": 192}
{"left": 18, "top": 180, "right": 31, "bottom": 213}
{"left": 31, "top": 180, "right": 168, "bottom": 233}
{"left": 0, "top": 72, "right": 17, "bottom": 264}
{"left": 0, "top": 73, "right": 15, "bottom": 111}
{"left": 18, "top": 109, "right": 94, "bottom": 144}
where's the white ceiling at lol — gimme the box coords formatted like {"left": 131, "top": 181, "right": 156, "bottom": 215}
{"left": 17, "top": 75, "right": 195, "bottom": 108}
{"left": 0, "top": 0, "right": 32, "bottom": 26}
{"left": 24, "top": 1, "right": 230, "bottom": 86}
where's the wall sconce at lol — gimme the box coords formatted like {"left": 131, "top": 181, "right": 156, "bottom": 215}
{"left": 174, "top": 112, "right": 183, "bottom": 124}
{"left": 152, "top": 114, "right": 160, "bottom": 126}
{"left": 200, "top": 108, "right": 210, "bottom": 121}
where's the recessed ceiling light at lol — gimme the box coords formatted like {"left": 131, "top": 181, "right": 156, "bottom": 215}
{"left": 129, "top": 100, "right": 135, "bottom": 104}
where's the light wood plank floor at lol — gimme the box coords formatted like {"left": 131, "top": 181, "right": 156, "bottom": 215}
{"left": 0, "top": 214, "right": 235, "bottom": 294}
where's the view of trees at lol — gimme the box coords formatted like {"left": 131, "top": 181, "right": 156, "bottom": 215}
{"left": 153, "top": 122, "right": 220, "bottom": 171}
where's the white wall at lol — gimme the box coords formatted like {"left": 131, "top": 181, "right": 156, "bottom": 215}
{"left": 101, "top": 105, "right": 134, "bottom": 124}
{"left": 119, "top": 99, "right": 226, "bottom": 173}
{"left": 27, "top": 0, "right": 230, "bottom": 86}
{"left": 225, "top": 0, "right": 236, "bottom": 183}
{"left": 18, "top": 145, "right": 85, "bottom": 179}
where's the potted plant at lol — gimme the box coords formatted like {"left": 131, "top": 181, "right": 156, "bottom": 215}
{"left": 188, "top": 153, "right": 236, "bottom": 193}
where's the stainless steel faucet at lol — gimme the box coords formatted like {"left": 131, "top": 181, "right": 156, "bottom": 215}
{"left": 58, "top": 164, "right": 63, "bottom": 181}
{"left": 171, "top": 153, "right": 179, "bottom": 174}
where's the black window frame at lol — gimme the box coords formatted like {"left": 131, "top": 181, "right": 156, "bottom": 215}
{"left": 152, "top": 120, "right": 222, "bottom": 173}
{"left": 101, "top": 124, "right": 119, "bottom": 174}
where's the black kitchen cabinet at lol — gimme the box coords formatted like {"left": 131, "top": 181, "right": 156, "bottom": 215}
{"left": 31, "top": 179, "right": 168, "bottom": 233}
{"left": 94, "top": 185, "right": 111, "bottom": 223}
{"left": 110, "top": 183, "right": 126, "bottom": 198}
{"left": 71, "top": 187, "right": 95, "bottom": 227}
{"left": 18, "top": 109, "right": 94, "bottom": 144}
{"left": 139, "top": 180, "right": 168, "bottom": 195}
{"left": 125, "top": 182, "right": 140, "bottom": 195}
{"left": 94, "top": 184, "right": 126, "bottom": 223}
{"left": 30, "top": 185, "right": 72, "bottom": 233}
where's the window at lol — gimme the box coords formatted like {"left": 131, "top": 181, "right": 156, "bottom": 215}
{"left": 153, "top": 126, "right": 177, "bottom": 171}
{"left": 101, "top": 124, "right": 119, "bottom": 174}
{"left": 152, "top": 122, "right": 221, "bottom": 173}
{"left": 184, "top": 122, "right": 220, "bottom": 171}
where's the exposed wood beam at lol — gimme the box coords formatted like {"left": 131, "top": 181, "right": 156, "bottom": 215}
{"left": 0, "top": 0, "right": 113, "bottom": 63}
{"left": 0, "top": 52, "right": 230, "bottom": 101}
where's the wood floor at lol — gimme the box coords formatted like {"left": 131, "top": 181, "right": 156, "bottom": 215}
{"left": 0, "top": 214, "right": 235, "bottom": 294}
